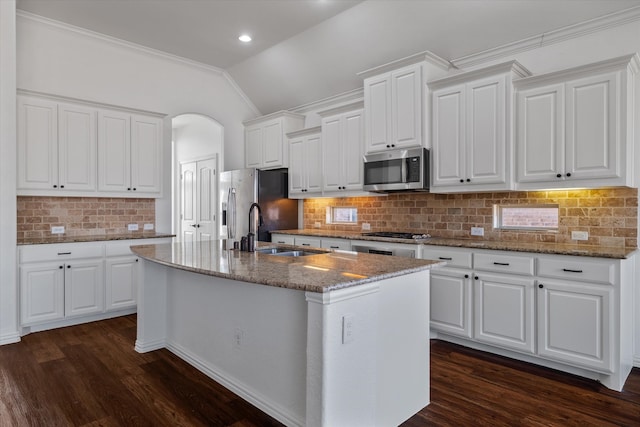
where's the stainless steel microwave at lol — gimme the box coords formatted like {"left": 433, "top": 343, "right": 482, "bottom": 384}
{"left": 363, "top": 147, "right": 429, "bottom": 192}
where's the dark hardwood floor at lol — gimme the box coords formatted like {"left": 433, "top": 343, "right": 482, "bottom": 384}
{"left": 1, "top": 315, "right": 638, "bottom": 426}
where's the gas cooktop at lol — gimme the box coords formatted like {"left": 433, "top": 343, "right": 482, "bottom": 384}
{"left": 362, "top": 231, "right": 430, "bottom": 240}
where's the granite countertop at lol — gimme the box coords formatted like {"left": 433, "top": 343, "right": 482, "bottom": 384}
{"left": 273, "top": 229, "right": 637, "bottom": 259}
{"left": 130, "top": 240, "right": 444, "bottom": 293}
{"left": 18, "top": 232, "right": 175, "bottom": 246}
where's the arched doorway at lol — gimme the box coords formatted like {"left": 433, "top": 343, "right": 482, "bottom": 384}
{"left": 171, "top": 114, "right": 224, "bottom": 243}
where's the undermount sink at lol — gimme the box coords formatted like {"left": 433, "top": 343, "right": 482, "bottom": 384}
{"left": 257, "top": 247, "right": 325, "bottom": 257}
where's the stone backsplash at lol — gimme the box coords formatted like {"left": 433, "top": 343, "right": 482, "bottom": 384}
{"left": 17, "top": 196, "right": 155, "bottom": 240}
{"left": 303, "top": 188, "right": 638, "bottom": 248}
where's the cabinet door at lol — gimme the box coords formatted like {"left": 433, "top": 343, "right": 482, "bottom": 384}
{"left": 65, "top": 259, "right": 104, "bottom": 318}
{"left": 537, "top": 279, "right": 612, "bottom": 372}
{"left": 295, "top": 236, "right": 322, "bottom": 248}
{"left": 17, "top": 96, "right": 58, "bottom": 190}
{"left": 391, "top": 64, "right": 422, "bottom": 149}
{"left": 195, "top": 158, "right": 216, "bottom": 242}
{"left": 432, "top": 84, "right": 466, "bottom": 186}
{"left": 246, "top": 126, "right": 263, "bottom": 168}
{"left": 516, "top": 84, "right": 565, "bottom": 183}
{"left": 474, "top": 273, "right": 535, "bottom": 354}
{"left": 98, "top": 109, "right": 131, "bottom": 192}
{"left": 58, "top": 103, "right": 97, "bottom": 191}
{"left": 262, "top": 120, "right": 284, "bottom": 169}
{"left": 322, "top": 117, "right": 342, "bottom": 191}
{"left": 342, "top": 110, "right": 364, "bottom": 190}
{"left": 430, "top": 268, "right": 473, "bottom": 338}
{"left": 306, "top": 134, "right": 323, "bottom": 193}
{"left": 364, "top": 74, "right": 391, "bottom": 153}
{"left": 565, "top": 72, "right": 619, "bottom": 180}
{"left": 466, "top": 76, "right": 506, "bottom": 185}
{"left": 20, "top": 262, "right": 65, "bottom": 325}
{"left": 105, "top": 257, "right": 138, "bottom": 311}
{"left": 288, "top": 137, "right": 305, "bottom": 195}
{"left": 131, "top": 114, "right": 162, "bottom": 194}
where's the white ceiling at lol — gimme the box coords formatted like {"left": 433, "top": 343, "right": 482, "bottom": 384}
{"left": 16, "top": 0, "right": 640, "bottom": 115}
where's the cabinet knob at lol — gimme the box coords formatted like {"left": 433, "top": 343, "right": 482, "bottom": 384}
{"left": 474, "top": 276, "right": 478, "bottom": 280}
{"left": 464, "top": 274, "right": 469, "bottom": 278}
{"left": 53, "top": 185, "right": 57, "bottom": 188}
{"left": 133, "top": 188, "right": 137, "bottom": 191}
{"left": 59, "top": 265, "right": 63, "bottom": 269}
{"left": 391, "top": 144, "right": 395, "bottom": 148}
{"left": 566, "top": 173, "right": 571, "bottom": 178}
{"left": 136, "top": 259, "right": 139, "bottom": 262}
{"left": 538, "top": 284, "right": 544, "bottom": 288}
{"left": 459, "top": 179, "right": 464, "bottom": 183}
{"left": 67, "top": 265, "right": 71, "bottom": 269}
{"left": 127, "top": 187, "right": 131, "bottom": 191}
{"left": 60, "top": 185, "right": 64, "bottom": 189}
{"left": 386, "top": 144, "right": 390, "bottom": 148}
{"left": 556, "top": 174, "right": 562, "bottom": 178}
{"left": 466, "top": 179, "right": 470, "bottom": 182}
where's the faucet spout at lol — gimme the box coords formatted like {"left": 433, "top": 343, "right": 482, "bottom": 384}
{"left": 248, "top": 202, "right": 263, "bottom": 236}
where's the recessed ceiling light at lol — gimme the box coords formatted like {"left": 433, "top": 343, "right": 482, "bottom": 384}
{"left": 239, "top": 34, "right": 252, "bottom": 43}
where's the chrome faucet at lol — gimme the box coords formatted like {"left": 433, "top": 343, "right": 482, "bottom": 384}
{"left": 247, "top": 203, "right": 264, "bottom": 251}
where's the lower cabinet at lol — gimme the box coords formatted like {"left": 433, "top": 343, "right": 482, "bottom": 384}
{"left": 64, "top": 259, "right": 105, "bottom": 318}
{"left": 430, "top": 267, "right": 472, "bottom": 338}
{"left": 537, "top": 279, "right": 612, "bottom": 372}
{"left": 473, "top": 272, "right": 535, "bottom": 354}
{"left": 105, "top": 256, "right": 139, "bottom": 311}
{"left": 20, "top": 262, "right": 65, "bottom": 325}
{"left": 270, "top": 233, "right": 295, "bottom": 245}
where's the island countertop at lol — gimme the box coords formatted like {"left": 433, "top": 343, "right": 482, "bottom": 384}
{"left": 130, "top": 240, "right": 444, "bottom": 293}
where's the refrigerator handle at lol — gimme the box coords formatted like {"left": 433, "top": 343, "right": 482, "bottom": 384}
{"left": 227, "top": 188, "right": 236, "bottom": 239}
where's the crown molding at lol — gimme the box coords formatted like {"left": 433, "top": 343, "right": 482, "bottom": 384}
{"left": 291, "top": 87, "right": 364, "bottom": 115}
{"left": 451, "top": 5, "right": 640, "bottom": 69}
{"left": 357, "top": 50, "right": 451, "bottom": 79}
{"left": 286, "top": 126, "right": 321, "bottom": 139}
{"left": 428, "top": 60, "right": 531, "bottom": 89}
{"left": 316, "top": 100, "right": 364, "bottom": 117}
{"left": 242, "top": 110, "right": 305, "bottom": 126}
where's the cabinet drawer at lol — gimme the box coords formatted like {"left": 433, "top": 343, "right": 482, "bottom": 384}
{"left": 537, "top": 257, "right": 616, "bottom": 285}
{"left": 271, "top": 234, "right": 295, "bottom": 245}
{"left": 20, "top": 243, "right": 104, "bottom": 263}
{"left": 295, "top": 237, "right": 322, "bottom": 248}
{"left": 321, "top": 238, "right": 351, "bottom": 251}
{"left": 421, "top": 247, "right": 472, "bottom": 269}
{"left": 474, "top": 252, "right": 534, "bottom": 276}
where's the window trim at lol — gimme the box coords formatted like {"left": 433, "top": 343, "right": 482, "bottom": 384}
{"left": 326, "top": 206, "right": 358, "bottom": 225}
{"left": 493, "top": 204, "right": 559, "bottom": 231}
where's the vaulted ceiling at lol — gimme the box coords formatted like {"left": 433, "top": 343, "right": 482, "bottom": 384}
{"left": 16, "top": 0, "right": 640, "bottom": 115}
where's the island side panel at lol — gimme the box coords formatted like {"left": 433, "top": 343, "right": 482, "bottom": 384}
{"left": 164, "top": 267, "right": 308, "bottom": 427}
{"left": 135, "top": 259, "right": 168, "bottom": 352}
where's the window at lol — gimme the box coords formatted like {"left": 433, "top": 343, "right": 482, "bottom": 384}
{"left": 494, "top": 204, "right": 559, "bottom": 230}
{"left": 326, "top": 206, "right": 358, "bottom": 224}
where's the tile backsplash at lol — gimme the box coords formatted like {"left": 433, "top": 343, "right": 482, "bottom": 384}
{"left": 17, "top": 196, "right": 155, "bottom": 240}
{"left": 303, "top": 188, "right": 638, "bottom": 248}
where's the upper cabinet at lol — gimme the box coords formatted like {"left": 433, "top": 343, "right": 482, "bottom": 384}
{"left": 429, "top": 61, "right": 531, "bottom": 193}
{"left": 319, "top": 103, "right": 365, "bottom": 194}
{"left": 360, "top": 52, "right": 450, "bottom": 154}
{"left": 514, "top": 54, "right": 639, "bottom": 190}
{"left": 288, "top": 127, "right": 322, "bottom": 198}
{"left": 98, "top": 110, "right": 163, "bottom": 195}
{"left": 17, "top": 92, "right": 165, "bottom": 198}
{"left": 244, "top": 111, "right": 305, "bottom": 170}
{"left": 18, "top": 96, "right": 97, "bottom": 193}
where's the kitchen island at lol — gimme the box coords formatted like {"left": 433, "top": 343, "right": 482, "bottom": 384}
{"left": 131, "top": 240, "right": 444, "bottom": 427}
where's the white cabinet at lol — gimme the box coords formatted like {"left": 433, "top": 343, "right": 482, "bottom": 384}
{"left": 105, "top": 257, "right": 138, "bottom": 311}
{"left": 64, "top": 259, "right": 104, "bottom": 318}
{"left": 430, "top": 61, "right": 530, "bottom": 193}
{"left": 271, "top": 233, "right": 295, "bottom": 245}
{"left": 364, "top": 63, "right": 423, "bottom": 153}
{"left": 18, "top": 96, "right": 97, "bottom": 193}
{"left": 320, "top": 238, "right": 351, "bottom": 251}
{"left": 20, "top": 262, "right": 65, "bottom": 325}
{"left": 294, "top": 236, "right": 322, "bottom": 248}
{"left": 515, "top": 54, "right": 639, "bottom": 189}
{"left": 244, "top": 111, "right": 305, "bottom": 169}
{"left": 288, "top": 127, "right": 322, "bottom": 197}
{"left": 320, "top": 106, "right": 364, "bottom": 193}
{"left": 98, "top": 110, "right": 163, "bottom": 195}
{"left": 474, "top": 272, "right": 536, "bottom": 354}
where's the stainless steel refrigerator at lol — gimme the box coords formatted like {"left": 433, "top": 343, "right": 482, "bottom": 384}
{"left": 219, "top": 168, "right": 298, "bottom": 243}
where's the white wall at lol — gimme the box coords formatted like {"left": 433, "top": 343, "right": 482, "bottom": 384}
{"left": 0, "top": 0, "right": 18, "bottom": 345}
{"left": 174, "top": 114, "right": 224, "bottom": 164}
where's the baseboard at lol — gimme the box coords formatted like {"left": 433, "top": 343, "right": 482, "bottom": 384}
{"left": 634, "top": 355, "right": 640, "bottom": 368}
{"left": 0, "top": 331, "right": 21, "bottom": 345}
{"left": 134, "top": 338, "right": 166, "bottom": 353}
{"left": 23, "top": 308, "right": 137, "bottom": 335}
{"left": 167, "top": 341, "right": 305, "bottom": 427}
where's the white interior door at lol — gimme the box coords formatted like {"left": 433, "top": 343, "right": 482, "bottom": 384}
{"left": 195, "top": 158, "right": 216, "bottom": 241}
{"left": 180, "top": 161, "right": 197, "bottom": 245}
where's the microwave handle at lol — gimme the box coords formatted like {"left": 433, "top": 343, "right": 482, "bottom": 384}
{"left": 401, "top": 157, "right": 408, "bottom": 183}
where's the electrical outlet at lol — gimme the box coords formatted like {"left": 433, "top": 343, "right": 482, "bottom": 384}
{"left": 471, "top": 227, "right": 484, "bottom": 237}
{"left": 571, "top": 231, "right": 589, "bottom": 241}
{"left": 314, "top": 222, "right": 321, "bottom": 228}
{"left": 128, "top": 224, "right": 139, "bottom": 231}
{"left": 143, "top": 223, "right": 154, "bottom": 231}
{"left": 342, "top": 314, "right": 355, "bottom": 344}
{"left": 51, "top": 226, "right": 65, "bottom": 234}
{"left": 361, "top": 223, "right": 371, "bottom": 231}
{"left": 233, "top": 327, "right": 245, "bottom": 348}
